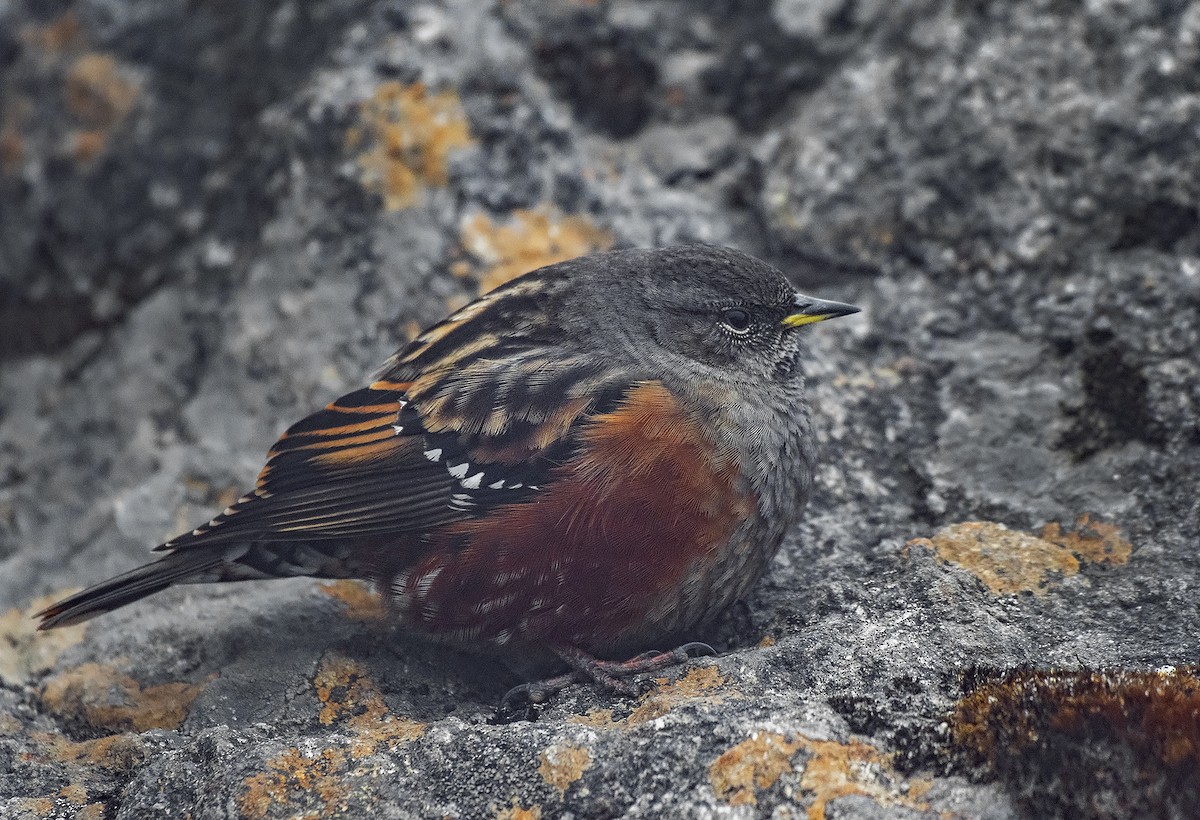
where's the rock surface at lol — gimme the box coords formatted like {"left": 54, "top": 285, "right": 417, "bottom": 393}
{"left": 2, "top": 1, "right": 1198, "bottom": 818}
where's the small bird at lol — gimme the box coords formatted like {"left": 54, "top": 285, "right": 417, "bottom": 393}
{"left": 37, "top": 245, "right": 858, "bottom": 705}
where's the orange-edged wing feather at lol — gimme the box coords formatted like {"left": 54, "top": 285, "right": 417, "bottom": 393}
{"left": 160, "top": 380, "right": 462, "bottom": 550}
{"left": 164, "top": 269, "right": 641, "bottom": 552}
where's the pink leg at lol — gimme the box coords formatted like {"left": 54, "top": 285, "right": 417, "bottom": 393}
{"left": 499, "top": 642, "right": 716, "bottom": 713}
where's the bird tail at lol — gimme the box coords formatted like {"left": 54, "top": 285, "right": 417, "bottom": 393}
{"left": 36, "top": 550, "right": 229, "bottom": 630}
{"left": 36, "top": 538, "right": 368, "bottom": 630}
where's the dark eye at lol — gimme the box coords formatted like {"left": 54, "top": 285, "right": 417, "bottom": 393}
{"left": 721, "top": 307, "right": 752, "bottom": 334}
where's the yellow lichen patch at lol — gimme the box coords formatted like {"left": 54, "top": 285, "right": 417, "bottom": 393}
{"left": 458, "top": 207, "right": 613, "bottom": 293}
{"left": 64, "top": 53, "right": 138, "bottom": 129}
{"left": 32, "top": 731, "right": 146, "bottom": 771}
{"left": 709, "top": 732, "right": 802, "bottom": 807}
{"left": 237, "top": 747, "right": 350, "bottom": 820}
{"left": 571, "top": 665, "right": 731, "bottom": 729}
{"left": 73, "top": 804, "right": 107, "bottom": 820}
{"left": 2, "top": 729, "right": 139, "bottom": 820}
{"left": 537, "top": 742, "right": 592, "bottom": 795}
{"left": 236, "top": 654, "right": 428, "bottom": 816}
{"left": 319, "top": 580, "right": 386, "bottom": 620}
{"left": 7, "top": 798, "right": 55, "bottom": 817}
{"left": 1040, "top": 514, "right": 1131, "bottom": 566}
{"left": 313, "top": 653, "right": 425, "bottom": 757}
{"left": 59, "top": 51, "right": 139, "bottom": 166}
{"left": 40, "top": 662, "right": 212, "bottom": 732}
{"left": 910, "top": 517, "right": 1131, "bottom": 596}
{"left": 911, "top": 521, "right": 1077, "bottom": 595}
{"left": 798, "top": 738, "right": 930, "bottom": 820}
{"left": 58, "top": 782, "right": 88, "bottom": 805}
{"left": 71, "top": 129, "right": 107, "bottom": 166}
{"left": 0, "top": 591, "right": 85, "bottom": 686}
{"left": 351, "top": 81, "right": 474, "bottom": 210}
{"left": 709, "top": 732, "right": 932, "bottom": 819}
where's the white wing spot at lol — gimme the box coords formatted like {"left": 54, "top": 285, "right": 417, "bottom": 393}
{"left": 393, "top": 424, "right": 404, "bottom": 435}
{"left": 510, "top": 483, "right": 523, "bottom": 489}
{"left": 494, "top": 568, "right": 528, "bottom": 586}
{"left": 415, "top": 566, "right": 443, "bottom": 596}
{"left": 489, "top": 479, "right": 505, "bottom": 489}
{"left": 461, "top": 472, "right": 484, "bottom": 490}
{"left": 447, "top": 462, "right": 470, "bottom": 479}
{"left": 424, "top": 448, "right": 443, "bottom": 462}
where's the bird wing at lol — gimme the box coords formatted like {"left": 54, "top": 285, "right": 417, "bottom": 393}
{"left": 160, "top": 379, "right": 461, "bottom": 549}
{"left": 160, "top": 336, "right": 638, "bottom": 551}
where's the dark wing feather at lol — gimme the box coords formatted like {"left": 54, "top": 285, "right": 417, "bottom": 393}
{"left": 161, "top": 381, "right": 460, "bottom": 550}
{"left": 375, "top": 277, "right": 642, "bottom": 512}
{"left": 165, "top": 269, "right": 641, "bottom": 552}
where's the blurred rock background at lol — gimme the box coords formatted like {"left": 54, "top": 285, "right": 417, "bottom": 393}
{"left": 1, "top": 0, "right": 1198, "bottom": 817}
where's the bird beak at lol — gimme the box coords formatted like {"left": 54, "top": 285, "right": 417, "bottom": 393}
{"left": 782, "top": 294, "right": 861, "bottom": 328}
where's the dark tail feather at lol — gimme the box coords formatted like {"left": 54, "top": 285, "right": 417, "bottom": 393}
{"left": 36, "top": 551, "right": 225, "bottom": 630}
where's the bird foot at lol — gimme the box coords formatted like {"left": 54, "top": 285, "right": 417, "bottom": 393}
{"left": 497, "top": 641, "right": 717, "bottom": 717}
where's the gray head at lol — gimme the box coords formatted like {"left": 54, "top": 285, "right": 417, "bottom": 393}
{"left": 540, "top": 244, "right": 860, "bottom": 386}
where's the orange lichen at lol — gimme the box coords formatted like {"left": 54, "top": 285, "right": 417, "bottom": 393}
{"left": 798, "top": 738, "right": 930, "bottom": 820}
{"left": 237, "top": 747, "right": 350, "bottom": 820}
{"left": 709, "top": 732, "right": 932, "bottom": 818}
{"left": 64, "top": 53, "right": 138, "bottom": 129}
{"left": 71, "top": 129, "right": 107, "bottom": 165}
{"left": 537, "top": 742, "right": 592, "bottom": 795}
{"left": 0, "top": 591, "right": 85, "bottom": 686}
{"left": 312, "top": 653, "right": 425, "bottom": 758}
{"left": 458, "top": 207, "right": 612, "bottom": 293}
{"left": 8, "top": 798, "right": 55, "bottom": 816}
{"left": 314, "top": 653, "right": 390, "bottom": 727}
{"left": 352, "top": 81, "right": 474, "bottom": 210}
{"left": 33, "top": 731, "right": 143, "bottom": 768}
{"left": 571, "top": 665, "right": 731, "bottom": 729}
{"left": 56, "top": 51, "right": 139, "bottom": 166}
{"left": 237, "top": 656, "right": 426, "bottom": 820}
{"left": 1039, "top": 514, "right": 1131, "bottom": 566}
{"left": 58, "top": 783, "right": 88, "bottom": 805}
{"left": 39, "top": 662, "right": 212, "bottom": 732}
{"left": 318, "top": 580, "right": 386, "bottom": 620}
{"left": 909, "top": 516, "right": 1130, "bottom": 596}
{"left": 2, "top": 725, "right": 139, "bottom": 820}
{"left": 73, "top": 804, "right": 107, "bottom": 820}
{"left": 709, "top": 732, "right": 802, "bottom": 807}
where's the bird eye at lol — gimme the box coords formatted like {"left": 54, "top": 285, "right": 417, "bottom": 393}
{"left": 721, "top": 307, "right": 752, "bottom": 334}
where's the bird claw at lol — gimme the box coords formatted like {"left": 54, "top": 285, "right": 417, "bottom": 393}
{"left": 674, "top": 641, "right": 718, "bottom": 660}
{"left": 494, "top": 641, "right": 721, "bottom": 716}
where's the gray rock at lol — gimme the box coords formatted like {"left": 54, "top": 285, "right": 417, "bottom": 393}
{"left": 2, "top": 0, "right": 1198, "bottom": 818}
